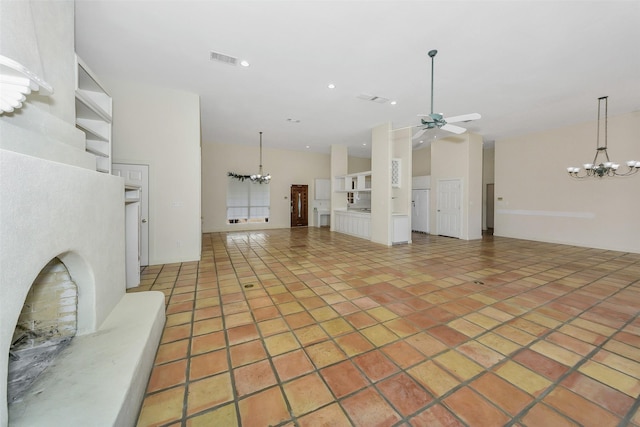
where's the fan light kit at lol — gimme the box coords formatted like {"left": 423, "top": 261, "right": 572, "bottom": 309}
{"left": 228, "top": 131, "right": 271, "bottom": 183}
{"left": 0, "top": 55, "right": 53, "bottom": 114}
{"left": 413, "top": 49, "right": 481, "bottom": 140}
{"left": 567, "top": 96, "right": 639, "bottom": 178}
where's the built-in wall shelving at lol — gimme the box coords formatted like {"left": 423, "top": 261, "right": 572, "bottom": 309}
{"left": 334, "top": 171, "right": 372, "bottom": 192}
{"left": 74, "top": 55, "right": 112, "bottom": 173}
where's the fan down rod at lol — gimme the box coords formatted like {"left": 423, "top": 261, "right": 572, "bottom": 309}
{"left": 428, "top": 50, "right": 437, "bottom": 115}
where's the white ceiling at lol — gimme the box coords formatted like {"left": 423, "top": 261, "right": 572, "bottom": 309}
{"left": 74, "top": 1, "right": 640, "bottom": 157}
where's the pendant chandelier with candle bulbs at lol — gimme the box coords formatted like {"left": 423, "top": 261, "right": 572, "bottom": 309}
{"left": 228, "top": 131, "right": 271, "bottom": 183}
{"left": 567, "top": 96, "right": 639, "bottom": 178}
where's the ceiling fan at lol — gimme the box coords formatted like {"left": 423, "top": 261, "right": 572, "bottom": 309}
{"left": 413, "top": 50, "right": 481, "bottom": 140}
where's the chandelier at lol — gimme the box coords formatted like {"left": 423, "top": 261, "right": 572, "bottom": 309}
{"left": 228, "top": 131, "right": 271, "bottom": 184}
{"left": 567, "top": 96, "right": 639, "bottom": 178}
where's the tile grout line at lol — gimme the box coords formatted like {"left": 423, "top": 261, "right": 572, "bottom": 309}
{"left": 240, "top": 231, "right": 458, "bottom": 426}
{"left": 228, "top": 230, "right": 636, "bottom": 426}
{"left": 505, "top": 276, "right": 640, "bottom": 426}
{"left": 225, "top": 232, "right": 300, "bottom": 426}
{"left": 135, "top": 230, "right": 640, "bottom": 426}
{"left": 172, "top": 260, "right": 197, "bottom": 427}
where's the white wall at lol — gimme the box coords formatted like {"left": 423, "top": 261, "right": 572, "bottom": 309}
{"left": 412, "top": 145, "right": 431, "bottom": 176}
{"left": 330, "top": 145, "right": 348, "bottom": 230}
{"left": 392, "top": 128, "right": 412, "bottom": 216}
{"left": 0, "top": 0, "right": 92, "bottom": 169}
{"left": 109, "top": 80, "right": 202, "bottom": 264}
{"left": 202, "top": 143, "right": 331, "bottom": 232}
{"left": 370, "top": 122, "right": 392, "bottom": 245}
{"left": 430, "top": 133, "right": 483, "bottom": 240}
{"left": 495, "top": 111, "right": 640, "bottom": 253}
{"left": 468, "top": 133, "right": 483, "bottom": 239}
{"left": 348, "top": 156, "right": 372, "bottom": 174}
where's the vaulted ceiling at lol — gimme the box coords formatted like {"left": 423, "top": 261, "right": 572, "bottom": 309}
{"left": 75, "top": 1, "right": 640, "bottom": 156}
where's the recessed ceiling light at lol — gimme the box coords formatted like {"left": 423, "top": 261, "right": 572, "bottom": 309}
{"left": 390, "top": 101, "right": 397, "bottom": 105}
{"left": 240, "top": 60, "right": 250, "bottom": 67}
{"left": 362, "top": 143, "right": 367, "bottom": 146}
{"left": 419, "top": 140, "right": 424, "bottom": 144}
{"left": 306, "top": 145, "right": 310, "bottom": 149}
{"left": 328, "top": 83, "right": 335, "bottom": 89}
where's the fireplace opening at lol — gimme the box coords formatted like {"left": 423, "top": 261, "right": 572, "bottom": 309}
{"left": 7, "top": 257, "right": 78, "bottom": 403}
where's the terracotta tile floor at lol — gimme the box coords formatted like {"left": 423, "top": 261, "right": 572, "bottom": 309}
{"left": 131, "top": 228, "right": 640, "bottom": 427}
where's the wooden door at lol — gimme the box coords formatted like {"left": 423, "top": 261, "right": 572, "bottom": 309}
{"left": 436, "top": 178, "right": 462, "bottom": 238}
{"left": 290, "top": 185, "right": 308, "bottom": 227}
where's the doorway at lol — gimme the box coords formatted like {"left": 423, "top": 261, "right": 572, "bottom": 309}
{"left": 411, "top": 189, "right": 430, "bottom": 233}
{"left": 112, "top": 163, "right": 149, "bottom": 266}
{"left": 290, "top": 185, "right": 308, "bottom": 227}
{"left": 436, "top": 178, "right": 462, "bottom": 238}
{"left": 486, "top": 183, "right": 495, "bottom": 232}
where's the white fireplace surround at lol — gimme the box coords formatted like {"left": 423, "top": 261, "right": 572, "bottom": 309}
{"left": 0, "top": 112, "right": 165, "bottom": 427}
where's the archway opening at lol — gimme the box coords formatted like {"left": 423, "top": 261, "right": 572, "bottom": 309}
{"left": 7, "top": 258, "right": 77, "bottom": 403}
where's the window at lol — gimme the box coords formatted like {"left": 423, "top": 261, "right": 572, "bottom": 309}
{"left": 226, "top": 177, "right": 270, "bottom": 224}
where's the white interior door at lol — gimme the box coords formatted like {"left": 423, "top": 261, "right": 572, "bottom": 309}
{"left": 112, "top": 163, "right": 149, "bottom": 266}
{"left": 437, "top": 179, "right": 462, "bottom": 238}
{"left": 411, "top": 189, "right": 429, "bottom": 233}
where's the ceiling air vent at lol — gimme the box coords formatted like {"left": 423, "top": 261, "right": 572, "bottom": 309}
{"left": 210, "top": 51, "right": 238, "bottom": 66}
{"left": 357, "top": 93, "right": 389, "bottom": 104}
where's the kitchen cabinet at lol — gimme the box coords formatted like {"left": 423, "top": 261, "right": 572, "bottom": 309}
{"left": 334, "top": 210, "right": 371, "bottom": 240}
{"left": 334, "top": 171, "right": 372, "bottom": 192}
{"left": 392, "top": 215, "right": 410, "bottom": 243}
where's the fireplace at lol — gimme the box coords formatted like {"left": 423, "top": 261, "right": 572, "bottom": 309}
{"left": 8, "top": 258, "right": 77, "bottom": 404}
{"left": 0, "top": 143, "right": 165, "bottom": 427}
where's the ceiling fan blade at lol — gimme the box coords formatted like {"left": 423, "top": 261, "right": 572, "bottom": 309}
{"left": 413, "top": 128, "right": 427, "bottom": 140}
{"left": 417, "top": 114, "right": 435, "bottom": 122}
{"left": 441, "top": 124, "right": 467, "bottom": 134}
{"left": 445, "top": 113, "right": 481, "bottom": 124}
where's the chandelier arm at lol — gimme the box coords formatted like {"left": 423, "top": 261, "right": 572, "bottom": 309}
{"left": 615, "top": 165, "right": 639, "bottom": 177}
{"left": 591, "top": 150, "right": 599, "bottom": 168}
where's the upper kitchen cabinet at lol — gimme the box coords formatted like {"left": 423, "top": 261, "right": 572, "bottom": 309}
{"left": 75, "top": 55, "right": 112, "bottom": 173}
{"left": 334, "top": 171, "right": 372, "bottom": 192}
